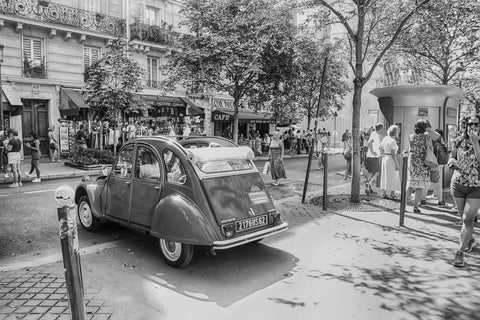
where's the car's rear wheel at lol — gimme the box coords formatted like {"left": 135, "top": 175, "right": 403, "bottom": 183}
{"left": 77, "top": 195, "right": 101, "bottom": 231}
{"left": 159, "top": 239, "right": 194, "bottom": 268}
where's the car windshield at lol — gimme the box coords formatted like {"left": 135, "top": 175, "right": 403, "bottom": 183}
{"left": 179, "top": 137, "right": 237, "bottom": 149}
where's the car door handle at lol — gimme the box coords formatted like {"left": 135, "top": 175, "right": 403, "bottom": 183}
{"left": 126, "top": 181, "right": 131, "bottom": 185}
{"left": 154, "top": 186, "right": 160, "bottom": 190}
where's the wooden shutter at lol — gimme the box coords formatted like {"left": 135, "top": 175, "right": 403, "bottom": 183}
{"left": 23, "top": 37, "right": 44, "bottom": 62}
{"left": 84, "top": 46, "right": 100, "bottom": 68}
{"left": 83, "top": 47, "right": 90, "bottom": 68}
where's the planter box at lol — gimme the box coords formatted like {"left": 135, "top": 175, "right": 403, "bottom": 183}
{"left": 64, "top": 161, "right": 105, "bottom": 171}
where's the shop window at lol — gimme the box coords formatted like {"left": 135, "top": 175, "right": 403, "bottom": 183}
{"left": 135, "top": 147, "right": 161, "bottom": 180}
{"left": 84, "top": 46, "right": 101, "bottom": 69}
{"left": 163, "top": 149, "right": 186, "bottom": 184}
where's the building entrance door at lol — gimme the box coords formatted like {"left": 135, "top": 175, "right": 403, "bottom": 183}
{"left": 21, "top": 99, "right": 49, "bottom": 157}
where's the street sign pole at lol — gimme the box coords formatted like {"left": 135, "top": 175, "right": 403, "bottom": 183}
{"left": 302, "top": 55, "right": 329, "bottom": 203}
{"left": 399, "top": 153, "right": 409, "bottom": 227}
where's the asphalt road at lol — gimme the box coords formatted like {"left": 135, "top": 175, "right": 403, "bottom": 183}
{"left": 0, "top": 154, "right": 347, "bottom": 259}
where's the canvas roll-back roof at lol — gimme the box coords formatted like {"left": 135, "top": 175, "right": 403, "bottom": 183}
{"left": 186, "top": 146, "right": 254, "bottom": 163}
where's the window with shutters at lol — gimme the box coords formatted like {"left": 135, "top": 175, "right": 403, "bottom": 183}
{"left": 83, "top": 46, "right": 101, "bottom": 69}
{"left": 22, "top": 36, "right": 46, "bottom": 79}
{"left": 147, "top": 57, "right": 159, "bottom": 88}
{"left": 146, "top": 7, "right": 159, "bottom": 26}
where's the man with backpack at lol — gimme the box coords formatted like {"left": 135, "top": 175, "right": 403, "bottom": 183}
{"left": 421, "top": 128, "right": 449, "bottom": 206}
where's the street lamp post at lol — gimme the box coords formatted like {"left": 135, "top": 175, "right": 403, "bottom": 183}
{"left": 0, "top": 44, "right": 4, "bottom": 128}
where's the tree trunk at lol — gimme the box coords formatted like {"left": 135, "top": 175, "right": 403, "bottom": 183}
{"left": 99, "top": 123, "right": 103, "bottom": 151}
{"left": 350, "top": 79, "right": 363, "bottom": 203}
{"left": 233, "top": 98, "right": 239, "bottom": 144}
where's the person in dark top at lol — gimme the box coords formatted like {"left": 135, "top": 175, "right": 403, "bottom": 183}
{"left": 7, "top": 129, "right": 22, "bottom": 188}
{"left": 76, "top": 125, "right": 88, "bottom": 148}
{"left": 26, "top": 131, "right": 41, "bottom": 183}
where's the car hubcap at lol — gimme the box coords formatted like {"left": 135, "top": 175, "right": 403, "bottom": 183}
{"left": 79, "top": 201, "right": 92, "bottom": 227}
{"left": 160, "top": 240, "right": 181, "bottom": 261}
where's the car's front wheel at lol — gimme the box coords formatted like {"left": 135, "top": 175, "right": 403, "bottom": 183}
{"left": 159, "top": 239, "right": 194, "bottom": 268}
{"left": 77, "top": 195, "right": 101, "bottom": 231}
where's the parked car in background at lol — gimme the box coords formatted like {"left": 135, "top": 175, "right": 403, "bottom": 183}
{"left": 75, "top": 136, "right": 288, "bottom": 268}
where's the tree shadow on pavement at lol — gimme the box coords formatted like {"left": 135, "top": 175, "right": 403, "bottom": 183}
{"left": 310, "top": 230, "right": 480, "bottom": 320}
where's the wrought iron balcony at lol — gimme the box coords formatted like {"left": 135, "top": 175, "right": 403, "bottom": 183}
{"left": 0, "top": 0, "right": 125, "bottom": 37}
{"left": 23, "top": 57, "right": 46, "bottom": 79}
{"left": 130, "top": 21, "right": 178, "bottom": 46}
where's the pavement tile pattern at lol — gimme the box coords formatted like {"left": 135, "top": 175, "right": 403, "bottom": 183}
{"left": 0, "top": 263, "right": 112, "bottom": 320}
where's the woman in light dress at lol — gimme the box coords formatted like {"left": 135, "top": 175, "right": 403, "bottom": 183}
{"left": 380, "top": 125, "right": 400, "bottom": 199}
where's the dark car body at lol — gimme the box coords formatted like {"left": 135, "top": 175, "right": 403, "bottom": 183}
{"left": 75, "top": 136, "right": 287, "bottom": 267}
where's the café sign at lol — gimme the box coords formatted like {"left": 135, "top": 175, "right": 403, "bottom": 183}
{"left": 212, "top": 110, "right": 232, "bottom": 122}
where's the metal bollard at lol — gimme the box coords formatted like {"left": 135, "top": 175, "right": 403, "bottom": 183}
{"left": 322, "top": 152, "right": 328, "bottom": 211}
{"left": 55, "top": 186, "right": 86, "bottom": 320}
{"left": 399, "top": 153, "right": 409, "bottom": 227}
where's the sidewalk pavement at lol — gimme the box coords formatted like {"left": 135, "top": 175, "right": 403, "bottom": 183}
{"left": 0, "top": 147, "right": 344, "bottom": 185}
{"left": 1, "top": 179, "right": 479, "bottom": 319}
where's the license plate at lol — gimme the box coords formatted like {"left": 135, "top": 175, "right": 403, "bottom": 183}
{"left": 236, "top": 215, "right": 268, "bottom": 232}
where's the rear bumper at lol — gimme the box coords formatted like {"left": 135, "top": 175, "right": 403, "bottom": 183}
{"left": 212, "top": 222, "right": 288, "bottom": 250}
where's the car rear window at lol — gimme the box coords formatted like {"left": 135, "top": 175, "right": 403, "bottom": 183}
{"left": 196, "top": 160, "right": 253, "bottom": 173}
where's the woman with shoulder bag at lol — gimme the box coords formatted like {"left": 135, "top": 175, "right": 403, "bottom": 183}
{"left": 268, "top": 131, "right": 287, "bottom": 186}
{"left": 26, "top": 131, "right": 41, "bottom": 183}
{"left": 450, "top": 116, "right": 480, "bottom": 267}
{"left": 405, "top": 119, "right": 435, "bottom": 213}
{"left": 379, "top": 125, "right": 401, "bottom": 200}
{"left": 421, "top": 128, "right": 446, "bottom": 206}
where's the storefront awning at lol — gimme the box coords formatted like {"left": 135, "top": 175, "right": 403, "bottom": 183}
{"left": 59, "top": 88, "right": 89, "bottom": 117}
{"left": 180, "top": 97, "right": 204, "bottom": 116}
{"left": 2, "top": 84, "right": 23, "bottom": 110}
{"left": 212, "top": 108, "right": 272, "bottom": 123}
{"left": 143, "top": 95, "right": 186, "bottom": 107}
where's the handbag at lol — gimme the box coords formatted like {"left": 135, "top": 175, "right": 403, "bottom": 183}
{"left": 262, "top": 161, "right": 270, "bottom": 175}
{"left": 425, "top": 137, "right": 438, "bottom": 168}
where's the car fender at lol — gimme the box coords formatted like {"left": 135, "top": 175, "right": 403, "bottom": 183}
{"left": 75, "top": 181, "right": 105, "bottom": 219}
{"left": 150, "top": 193, "right": 217, "bottom": 245}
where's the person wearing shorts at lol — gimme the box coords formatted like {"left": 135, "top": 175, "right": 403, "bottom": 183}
{"left": 6, "top": 129, "right": 22, "bottom": 188}
{"left": 450, "top": 116, "right": 480, "bottom": 267}
{"left": 365, "top": 123, "right": 385, "bottom": 195}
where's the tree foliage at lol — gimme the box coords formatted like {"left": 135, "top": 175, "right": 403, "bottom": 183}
{"left": 290, "top": 34, "right": 350, "bottom": 129}
{"left": 396, "top": 0, "right": 480, "bottom": 85}
{"left": 84, "top": 39, "right": 146, "bottom": 121}
{"left": 164, "top": 0, "right": 297, "bottom": 142}
{"left": 305, "top": 0, "right": 431, "bottom": 202}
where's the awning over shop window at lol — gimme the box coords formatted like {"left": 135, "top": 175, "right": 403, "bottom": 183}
{"left": 59, "top": 88, "right": 89, "bottom": 117}
{"left": 212, "top": 108, "right": 272, "bottom": 123}
{"left": 180, "top": 97, "right": 205, "bottom": 116}
{"left": 143, "top": 95, "right": 186, "bottom": 107}
{"left": 2, "top": 84, "right": 23, "bottom": 110}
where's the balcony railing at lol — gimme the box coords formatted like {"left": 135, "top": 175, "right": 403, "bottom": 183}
{"left": 130, "top": 21, "right": 179, "bottom": 46}
{"left": 23, "top": 57, "right": 46, "bottom": 79}
{"left": 0, "top": 0, "right": 125, "bottom": 37}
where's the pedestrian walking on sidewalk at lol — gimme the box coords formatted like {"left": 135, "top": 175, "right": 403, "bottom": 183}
{"left": 268, "top": 131, "right": 286, "bottom": 186}
{"left": 405, "top": 119, "right": 436, "bottom": 213}
{"left": 449, "top": 116, "right": 480, "bottom": 267}
{"left": 380, "top": 125, "right": 400, "bottom": 200}
{"left": 6, "top": 129, "right": 22, "bottom": 188}
{"left": 365, "top": 123, "right": 385, "bottom": 194}
{"left": 25, "top": 131, "right": 41, "bottom": 183}
{"left": 48, "top": 126, "right": 60, "bottom": 162}
{"left": 421, "top": 128, "right": 447, "bottom": 206}
{"left": 341, "top": 132, "right": 352, "bottom": 182}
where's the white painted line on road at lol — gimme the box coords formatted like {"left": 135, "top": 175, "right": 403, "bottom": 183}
{"left": 0, "top": 240, "right": 123, "bottom": 271}
{"left": 0, "top": 189, "right": 56, "bottom": 197}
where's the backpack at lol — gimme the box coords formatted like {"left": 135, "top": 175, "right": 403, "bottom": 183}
{"left": 433, "top": 137, "right": 449, "bottom": 165}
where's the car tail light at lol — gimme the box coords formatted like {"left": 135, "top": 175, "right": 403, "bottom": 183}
{"left": 222, "top": 223, "right": 236, "bottom": 238}
{"left": 270, "top": 213, "right": 281, "bottom": 224}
